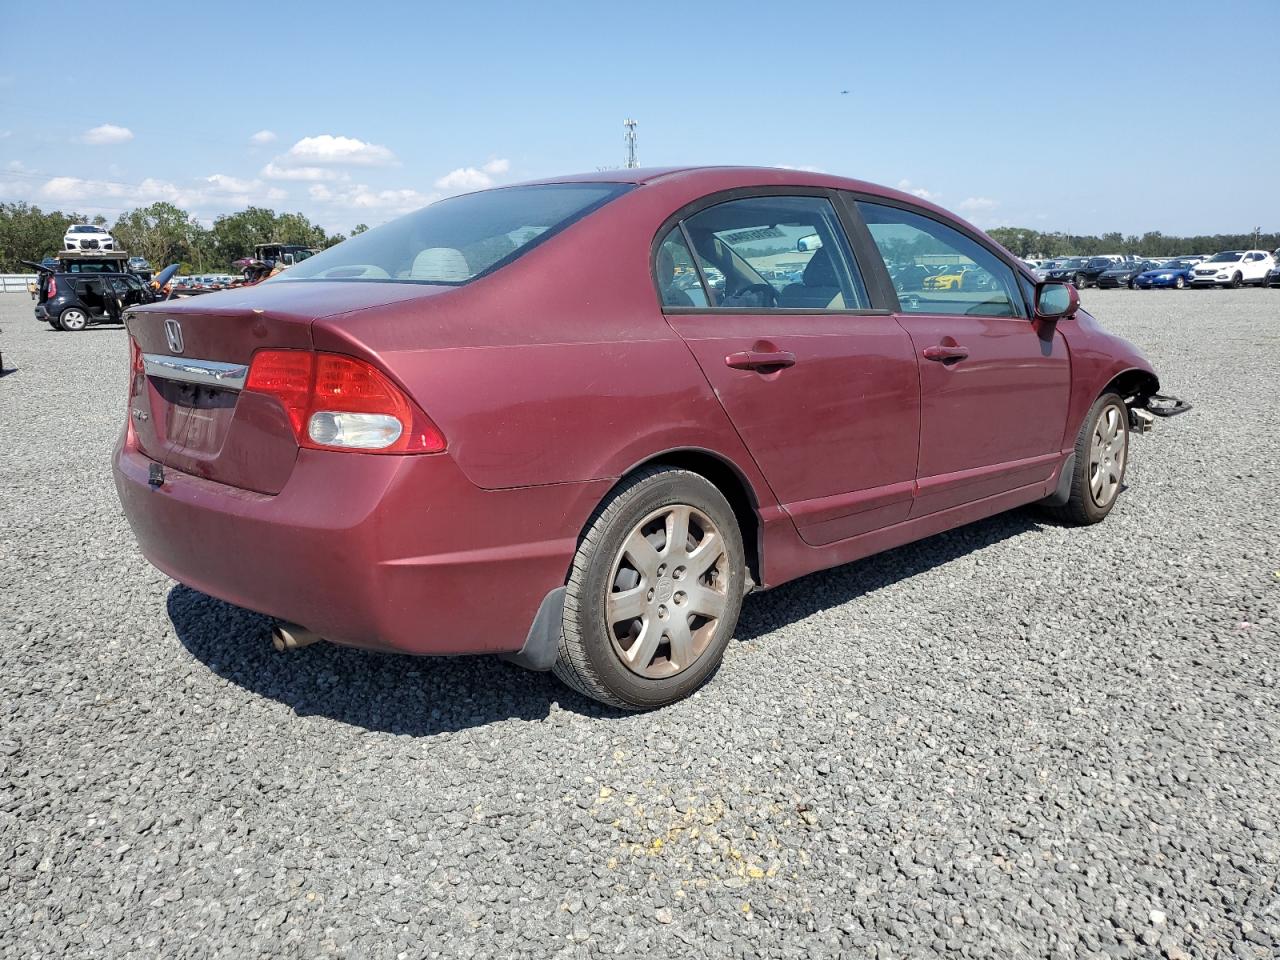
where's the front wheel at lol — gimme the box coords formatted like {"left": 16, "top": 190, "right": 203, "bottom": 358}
{"left": 1229, "top": 272, "right": 1243, "bottom": 289}
{"left": 1174, "top": 276, "right": 1185, "bottom": 289}
{"left": 1042, "top": 392, "right": 1130, "bottom": 526}
{"left": 554, "top": 467, "right": 746, "bottom": 709}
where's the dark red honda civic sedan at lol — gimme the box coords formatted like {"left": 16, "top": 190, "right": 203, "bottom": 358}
{"left": 114, "top": 166, "right": 1184, "bottom": 709}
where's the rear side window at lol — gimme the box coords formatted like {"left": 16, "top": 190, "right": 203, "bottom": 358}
{"left": 856, "top": 201, "right": 1025, "bottom": 318}
{"left": 675, "top": 196, "right": 869, "bottom": 310}
{"left": 278, "top": 183, "right": 630, "bottom": 284}
{"left": 656, "top": 228, "right": 710, "bottom": 307}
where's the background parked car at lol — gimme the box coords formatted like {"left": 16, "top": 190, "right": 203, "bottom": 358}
{"left": 1135, "top": 259, "right": 1198, "bottom": 289}
{"left": 1096, "top": 260, "right": 1162, "bottom": 289}
{"left": 1041, "top": 257, "right": 1090, "bottom": 285}
{"left": 1263, "top": 260, "right": 1280, "bottom": 288}
{"left": 1190, "top": 250, "right": 1276, "bottom": 288}
{"left": 63, "top": 224, "right": 116, "bottom": 251}
{"left": 25, "top": 257, "right": 177, "bottom": 330}
{"left": 1075, "top": 256, "right": 1124, "bottom": 288}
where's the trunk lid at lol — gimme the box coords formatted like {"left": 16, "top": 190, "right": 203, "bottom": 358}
{"left": 124, "top": 280, "right": 454, "bottom": 494}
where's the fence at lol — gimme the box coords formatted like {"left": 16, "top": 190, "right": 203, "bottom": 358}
{"left": 0, "top": 274, "right": 36, "bottom": 294}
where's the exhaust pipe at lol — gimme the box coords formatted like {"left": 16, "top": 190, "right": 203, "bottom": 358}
{"left": 271, "top": 622, "right": 324, "bottom": 652}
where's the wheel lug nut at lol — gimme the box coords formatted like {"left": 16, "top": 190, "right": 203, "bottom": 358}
{"left": 647, "top": 589, "right": 654, "bottom": 600}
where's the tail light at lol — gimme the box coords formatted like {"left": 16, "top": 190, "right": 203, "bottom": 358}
{"left": 244, "top": 350, "right": 445, "bottom": 454}
{"left": 46, "top": 276, "right": 56, "bottom": 299}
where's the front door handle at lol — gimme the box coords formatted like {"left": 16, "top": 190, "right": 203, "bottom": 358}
{"left": 725, "top": 349, "right": 796, "bottom": 371}
{"left": 922, "top": 344, "right": 970, "bottom": 363}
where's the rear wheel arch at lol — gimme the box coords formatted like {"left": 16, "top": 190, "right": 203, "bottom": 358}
{"left": 599, "top": 449, "right": 763, "bottom": 589}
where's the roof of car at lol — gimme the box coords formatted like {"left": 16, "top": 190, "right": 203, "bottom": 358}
{"left": 507, "top": 165, "right": 960, "bottom": 224}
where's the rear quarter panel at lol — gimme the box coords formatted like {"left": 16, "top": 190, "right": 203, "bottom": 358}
{"left": 311, "top": 187, "right": 776, "bottom": 502}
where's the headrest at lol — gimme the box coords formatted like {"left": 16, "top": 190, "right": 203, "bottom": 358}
{"left": 803, "top": 247, "right": 837, "bottom": 288}
{"left": 410, "top": 247, "right": 470, "bottom": 281}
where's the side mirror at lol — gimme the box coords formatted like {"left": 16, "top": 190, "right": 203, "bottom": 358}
{"left": 1035, "top": 281, "right": 1077, "bottom": 320}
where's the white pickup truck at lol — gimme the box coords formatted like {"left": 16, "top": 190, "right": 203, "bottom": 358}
{"left": 1190, "top": 250, "right": 1276, "bottom": 288}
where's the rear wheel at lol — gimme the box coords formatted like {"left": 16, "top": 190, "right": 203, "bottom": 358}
{"left": 1174, "top": 276, "right": 1185, "bottom": 289}
{"left": 1043, "top": 392, "right": 1129, "bottom": 526}
{"left": 1074, "top": 273, "right": 1087, "bottom": 289}
{"left": 554, "top": 467, "right": 746, "bottom": 709}
{"left": 58, "top": 308, "right": 88, "bottom": 332}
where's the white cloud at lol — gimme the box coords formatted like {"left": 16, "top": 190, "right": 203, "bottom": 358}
{"left": 266, "top": 187, "right": 287, "bottom": 201}
{"left": 205, "top": 174, "right": 262, "bottom": 194}
{"left": 284, "top": 134, "right": 396, "bottom": 166}
{"left": 6, "top": 159, "right": 26, "bottom": 172}
{"left": 434, "top": 158, "right": 511, "bottom": 193}
{"left": 260, "top": 161, "right": 346, "bottom": 182}
{"left": 958, "top": 197, "right": 998, "bottom": 213}
{"left": 306, "top": 181, "right": 437, "bottom": 216}
{"left": 896, "top": 178, "right": 938, "bottom": 202}
{"left": 250, "top": 129, "right": 277, "bottom": 145}
{"left": 81, "top": 124, "right": 134, "bottom": 145}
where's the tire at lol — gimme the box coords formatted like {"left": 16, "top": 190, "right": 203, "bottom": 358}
{"left": 1174, "top": 276, "right": 1185, "bottom": 289}
{"left": 58, "top": 308, "right": 88, "bottom": 332}
{"left": 554, "top": 467, "right": 747, "bottom": 710}
{"left": 1042, "top": 392, "right": 1130, "bottom": 526}
{"left": 1229, "top": 272, "right": 1243, "bottom": 289}
{"left": 1074, "top": 273, "right": 1087, "bottom": 289}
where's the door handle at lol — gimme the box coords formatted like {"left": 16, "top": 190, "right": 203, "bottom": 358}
{"left": 922, "top": 344, "right": 970, "bottom": 363}
{"left": 725, "top": 350, "right": 796, "bottom": 371}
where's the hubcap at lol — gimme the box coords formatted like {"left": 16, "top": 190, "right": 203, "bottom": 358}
{"left": 62, "top": 310, "right": 85, "bottom": 330}
{"left": 606, "top": 504, "right": 729, "bottom": 679}
{"left": 1089, "top": 403, "right": 1127, "bottom": 507}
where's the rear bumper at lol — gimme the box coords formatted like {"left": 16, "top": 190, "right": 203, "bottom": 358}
{"left": 113, "top": 431, "right": 610, "bottom": 656}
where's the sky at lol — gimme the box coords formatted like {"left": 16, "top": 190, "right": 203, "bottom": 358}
{"left": 1, "top": 0, "right": 1276, "bottom": 237}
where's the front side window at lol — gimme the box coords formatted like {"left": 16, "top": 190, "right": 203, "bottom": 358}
{"left": 279, "top": 183, "right": 630, "bottom": 284}
{"left": 856, "top": 200, "right": 1024, "bottom": 318}
{"left": 677, "top": 196, "right": 869, "bottom": 310}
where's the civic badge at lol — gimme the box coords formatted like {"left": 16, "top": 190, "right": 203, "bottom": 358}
{"left": 164, "top": 318, "right": 184, "bottom": 354}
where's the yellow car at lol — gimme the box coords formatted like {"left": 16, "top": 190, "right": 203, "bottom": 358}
{"left": 922, "top": 266, "right": 973, "bottom": 291}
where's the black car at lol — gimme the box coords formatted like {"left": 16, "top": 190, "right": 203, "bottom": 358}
{"left": 1071, "top": 257, "right": 1127, "bottom": 288}
{"left": 1041, "top": 257, "right": 1091, "bottom": 285}
{"left": 1096, "top": 260, "right": 1162, "bottom": 289}
{"left": 24, "top": 253, "right": 176, "bottom": 331}
{"left": 1264, "top": 263, "right": 1280, "bottom": 288}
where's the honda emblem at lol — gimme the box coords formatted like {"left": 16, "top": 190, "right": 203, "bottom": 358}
{"left": 164, "top": 318, "right": 184, "bottom": 354}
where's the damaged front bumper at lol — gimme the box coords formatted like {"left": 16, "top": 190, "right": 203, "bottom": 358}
{"left": 1129, "top": 393, "right": 1192, "bottom": 433}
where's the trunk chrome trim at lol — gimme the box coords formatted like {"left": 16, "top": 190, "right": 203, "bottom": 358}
{"left": 142, "top": 354, "right": 249, "bottom": 391}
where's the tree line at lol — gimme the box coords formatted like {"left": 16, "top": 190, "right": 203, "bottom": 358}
{"left": 986, "top": 227, "right": 1279, "bottom": 260}
{"left": 0, "top": 198, "right": 1274, "bottom": 274}
{"left": 0, "top": 201, "right": 371, "bottom": 274}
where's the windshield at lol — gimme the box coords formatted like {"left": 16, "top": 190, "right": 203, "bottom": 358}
{"left": 71, "top": 225, "right": 104, "bottom": 233}
{"left": 1160, "top": 260, "right": 1189, "bottom": 269}
{"left": 279, "top": 183, "right": 630, "bottom": 284}
{"left": 1059, "top": 258, "right": 1087, "bottom": 268}
{"left": 1207, "top": 252, "right": 1242, "bottom": 262}
{"left": 1087, "top": 258, "right": 1113, "bottom": 268}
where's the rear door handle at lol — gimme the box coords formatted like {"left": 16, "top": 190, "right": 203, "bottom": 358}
{"left": 922, "top": 344, "right": 969, "bottom": 362}
{"left": 724, "top": 350, "right": 796, "bottom": 371}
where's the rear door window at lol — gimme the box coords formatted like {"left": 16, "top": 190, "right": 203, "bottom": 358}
{"left": 676, "top": 196, "right": 869, "bottom": 310}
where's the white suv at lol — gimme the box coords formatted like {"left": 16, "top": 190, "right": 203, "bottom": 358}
{"left": 1190, "top": 250, "right": 1275, "bottom": 288}
{"left": 63, "top": 224, "right": 116, "bottom": 251}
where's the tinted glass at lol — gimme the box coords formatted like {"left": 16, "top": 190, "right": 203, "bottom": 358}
{"left": 655, "top": 227, "right": 710, "bottom": 308}
{"left": 279, "top": 183, "right": 630, "bottom": 284}
{"left": 1207, "top": 252, "right": 1241, "bottom": 262}
{"left": 680, "top": 196, "right": 868, "bottom": 310}
{"left": 856, "top": 201, "right": 1024, "bottom": 318}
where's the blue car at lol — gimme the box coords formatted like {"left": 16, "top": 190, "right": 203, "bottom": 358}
{"left": 1134, "top": 259, "right": 1197, "bottom": 289}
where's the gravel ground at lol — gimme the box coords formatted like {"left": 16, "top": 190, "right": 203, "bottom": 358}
{"left": 1, "top": 288, "right": 1277, "bottom": 959}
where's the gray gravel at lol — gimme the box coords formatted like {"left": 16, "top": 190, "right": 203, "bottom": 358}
{"left": 1, "top": 288, "right": 1278, "bottom": 959}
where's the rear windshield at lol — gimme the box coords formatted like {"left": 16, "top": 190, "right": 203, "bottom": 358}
{"left": 277, "top": 183, "right": 630, "bottom": 285}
